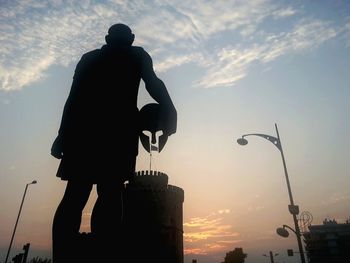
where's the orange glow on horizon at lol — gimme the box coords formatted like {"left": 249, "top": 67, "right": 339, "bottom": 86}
{"left": 183, "top": 209, "right": 241, "bottom": 255}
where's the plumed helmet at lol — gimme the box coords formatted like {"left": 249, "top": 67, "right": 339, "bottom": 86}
{"left": 139, "top": 103, "right": 169, "bottom": 153}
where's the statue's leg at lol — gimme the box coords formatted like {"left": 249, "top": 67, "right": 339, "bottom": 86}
{"left": 52, "top": 180, "right": 92, "bottom": 263}
{"left": 90, "top": 180, "right": 124, "bottom": 261}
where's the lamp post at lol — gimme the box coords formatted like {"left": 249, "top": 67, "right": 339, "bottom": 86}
{"left": 237, "top": 123, "right": 306, "bottom": 263}
{"left": 277, "top": 224, "right": 308, "bottom": 259}
{"left": 5, "top": 180, "right": 37, "bottom": 263}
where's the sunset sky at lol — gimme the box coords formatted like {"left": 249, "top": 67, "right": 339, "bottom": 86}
{"left": 1, "top": 1, "right": 350, "bottom": 262}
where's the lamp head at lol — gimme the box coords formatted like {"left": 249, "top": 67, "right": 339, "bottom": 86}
{"left": 276, "top": 227, "right": 289, "bottom": 238}
{"left": 31, "top": 180, "right": 37, "bottom": 184}
{"left": 237, "top": 137, "right": 248, "bottom": 146}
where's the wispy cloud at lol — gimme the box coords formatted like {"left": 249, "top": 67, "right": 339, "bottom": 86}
{"left": 343, "top": 21, "right": 350, "bottom": 47}
{"left": 194, "top": 45, "right": 264, "bottom": 88}
{"left": 321, "top": 192, "right": 350, "bottom": 206}
{"left": 195, "top": 18, "right": 339, "bottom": 88}
{"left": 155, "top": 53, "right": 202, "bottom": 72}
{"left": 272, "top": 6, "right": 297, "bottom": 19}
{"left": 0, "top": 0, "right": 348, "bottom": 91}
{"left": 184, "top": 209, "right": 241, "bottom": 255}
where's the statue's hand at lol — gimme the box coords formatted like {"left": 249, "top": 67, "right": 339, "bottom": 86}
{"left": 161, "top": 105, "right": 177, "bottom": 137}
{"left": 51, "top": 136, "right": 64, "bottom": 159}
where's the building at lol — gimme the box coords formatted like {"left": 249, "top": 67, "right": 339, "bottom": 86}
{"left": 303, "top": 219, "right": 350, "bottom": 263}
{"left": 123, "top": 170, "right": 184, "bottom": 263}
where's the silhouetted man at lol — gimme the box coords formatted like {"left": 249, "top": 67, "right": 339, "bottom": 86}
{"left": 51, "top": 23, "right": 176, "bottom": 263}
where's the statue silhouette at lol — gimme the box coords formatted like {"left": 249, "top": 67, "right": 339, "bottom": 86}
{"left": 51, "top": 23, "right": 177, "bottom": 263}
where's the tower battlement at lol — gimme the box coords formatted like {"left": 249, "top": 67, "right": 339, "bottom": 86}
{"left": 135, "top": 170, "right": 168, "bottom": 177}
{"left": 131, "top": 170, "right": 168, "bottom": 188}
{"left": 128, "top": 170, "right": 184, "bottom": 202}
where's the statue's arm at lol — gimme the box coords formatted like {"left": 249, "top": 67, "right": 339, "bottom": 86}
{"left": 140, "top": 50, "right": 177, "bottom": 136}
{"left": 51, "top": 55, "right": 87, "bottom": 159}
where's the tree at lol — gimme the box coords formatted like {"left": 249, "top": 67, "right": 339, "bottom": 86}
{"left": 222, "top": 247, "right": 247, "bottom": 263}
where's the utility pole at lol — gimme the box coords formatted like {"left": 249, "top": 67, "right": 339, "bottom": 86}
{"left": 263, "top": 251, "right": 279, "bottom": 263}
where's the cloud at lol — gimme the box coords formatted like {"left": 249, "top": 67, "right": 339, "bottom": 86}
{"left": 183, "top": 209, "right": 241, "bottom": 255}
{"left": 155, "top": 53, "right": 202, "bottom": 72}
{"left": 169, "top": 0, "right": 274, "bottom": 38}
{"left": 0, "top": 0, "right": 347, "bottom": 91}
{"left": 272, "top": 6, "right": 297, "bottom": 18}
{"left": 343, "top": 21, "right": 350, "bottom": 47}
{"left": 195, "top": 18, "right": 339, "bottom": 88}
{"left": 321, "top": 192, "right": 350, "bottom": 206}
{"left": 263, "top": 19, "right": 338, "bottom": 61}
{"left": 194, "top": 44, "right": 264, "bottom": 88}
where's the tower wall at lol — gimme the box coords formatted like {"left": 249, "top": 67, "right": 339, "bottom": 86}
{"left": 123, "top": 170, "right": 184, "bottom": 263}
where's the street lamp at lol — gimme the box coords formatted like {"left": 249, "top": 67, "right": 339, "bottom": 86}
{"left": 237, "top": 123, "right": 306, "bottom": 263}
{"left": 276, "top": 224, "right": 298, "bottom": 238}
{"left": 276, "top": 224, "right": 308, "bottom": 258}
{"left": 5, "top": 180, "right": 37, "bottom": 263}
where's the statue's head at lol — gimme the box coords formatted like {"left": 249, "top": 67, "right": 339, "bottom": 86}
{"left": 139, "top": 103, "right": 169, "bottom": 153}
{"left": 105, "top": 23, "right": 135, "bottom": 46}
